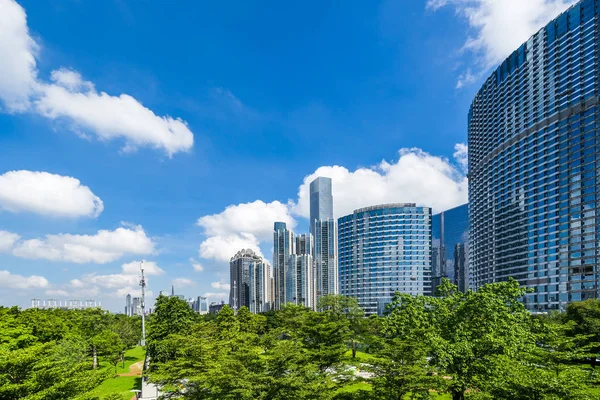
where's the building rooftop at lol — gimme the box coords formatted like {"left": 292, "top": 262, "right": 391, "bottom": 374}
{"left": 354, "top": 203, "right": 417, "bottom": 213}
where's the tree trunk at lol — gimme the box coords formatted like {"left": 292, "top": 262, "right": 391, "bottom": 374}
{"left": 122, "top": 353, "right": 125, "bottom": 369}
{"left": 352, "top": 346, "right": 357, "bottom": 359}
{"left": 92, "top": 345, "right": 98, "bottom": 369}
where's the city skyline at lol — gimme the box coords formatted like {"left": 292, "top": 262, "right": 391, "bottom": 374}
{"left": 0, "top": 0, "right": 580, "bottom": 311}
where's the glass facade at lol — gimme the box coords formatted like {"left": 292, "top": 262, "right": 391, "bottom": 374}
{"left": 287, "top": 254, "right": 316, "bottom": 309}
{"left": 315, "top": 218, "right": 338, "bottom": 301}
{"left": 273, "top": 222, "right": 294, "bottom": 310}
{"left": 229, "top": 249, "right": 263, "bottom": 311}
{"left": 249, "top": 259, "right": 271, "bottom": 313}
{"left": 469, "top": 0, "right": 600, "bottom": 310}
{"left": 310, "top": 177, "right": 334, "bottom": 235}
{"left": 338, "top": 204, "right": 432, "bottom": 315}
{"left": 432, "top": 204, "right": 470, "bottom": 293}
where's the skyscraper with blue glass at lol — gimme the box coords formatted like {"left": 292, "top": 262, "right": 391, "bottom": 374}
{"left": 338, "top": 204, "right": 432, "bottom": 315}
{"left": 469, "top": 0, "right": 600, "bottom": 310}
{"left": 432, "top": 204, "right": 469, "bottom": 293}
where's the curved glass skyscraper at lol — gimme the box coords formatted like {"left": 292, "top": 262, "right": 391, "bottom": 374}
{"left": 469, "top": 0, "right": 600, "bottom": 310}
{"left": 338, "top": 204, "right": 432, "bottom": 315}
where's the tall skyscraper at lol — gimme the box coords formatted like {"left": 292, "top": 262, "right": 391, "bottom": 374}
{"left": 469, "top": 0, "right": 600, "bottom": 310}
{"left": 309, "top": 176, "right": 338, "bottom": 303}
{"left": 309, "top": 177, "right": 333, "bottom": 235}
{"left": 273, "top": 222, "right": 294, "bottom": 310}
{"left": 249, "top": 259, "right": 271, "bottom": 313}
{"left": 125, "top": 294, "right": 132, "bottom": 316}
{"left": 132, "top": 297, "right": 141, "bottom": 316}
{"left": 230, "top": 249, "right": 262, "bottom": 310}
{"left": 288, "top": 253, "right": 316, "bottom": 309}
{"left": 431, "top": 204, "right": 469, "bottom": 293}
{"left": 315, "top": 219, "right": 337, "bottom": 301}
{"left": 295, "top": 233, "right": 313, "bottom": 255}
{"left": 338, "top": 204, "right": 432, "bottom": 315}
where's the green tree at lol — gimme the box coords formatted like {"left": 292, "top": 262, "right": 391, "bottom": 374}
{"left": 318, "top": 295, "right": 365, "bottom": 358}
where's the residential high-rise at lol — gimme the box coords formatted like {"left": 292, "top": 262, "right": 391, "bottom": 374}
{"left": 431, "top": 204, "right": 469, "bottom": 293}
{"left": 288, "top": 253, "right": 316, "bottom": 309}
{"left": 273, "top": 222, "right": 294, "bottom": 310}
{"left": 249, "top": 260, "right": 271, "bottom": 313}
{"left": 469, "top": 0, "right": 600, "bottom": 310}
{"left": 338, "top": 204, "right": 432, "bottom": 315}
{"left": 309, "top": 177, "right": 333, "bottom": 235}
{"left": 315, "top": 219, "right": 337, "bottom": 301}
{"left": 230, "top": 249, "right": 259, "bottom": 310}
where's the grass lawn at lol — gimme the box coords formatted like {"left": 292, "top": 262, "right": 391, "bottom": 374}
{"left": 90, "top": 346, "right": 145, "bottom": 400}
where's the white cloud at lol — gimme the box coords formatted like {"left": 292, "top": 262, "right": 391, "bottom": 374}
{"left": 455, "top": 69, "right": 477, "bottom": 89}
{"left": 0, "top": 231, "right": 20, "bottom": 252}
{"left": 197, "top": 200, "right": 295, "bottom": 241}
{"left": 0, "top": 0, "right": 37, "bottom": 112}
{"left": 11, "top": 225, "right": 155, "bottom": 264}
{"left": 211, "top": 280, "right": 230, "bottom": 291}
{"left": 453, "top": 143, "right": 468, "bottom": 172}
{"left": 428, "top": 0, "right": 576, "bottom": 82}
{"left": 203, "top": 292, "right": 229, "bottom": 301}
{"left": 0, "top": 270, "right": 48, "bottom": 289}
{"left": 45, "top": 289, "right": 68, "bottom": 297}
{"left": 36, "top": 69, "right": 194, "bottom": 157}
{"left": 292, "top": 147, "right": 468, "bottom": 219}
{"left": 189, "top": 257, "right": 204, "bottom": 272}
{"left": 0, "top": 170, "right": 103, "bottom": 218}
{"left": 198, "top": 233, "right": 263, "bottom": 262}
{"left": 0, "top": 0, "right": 194, "bottom": 156}
{"left": 172, "top": 278, "right": 195, "bottom": 287}
{"left": 122, "top": 260, "right": 165, "bottom": 276}
{"left": 69, "top": 279, "right": 84, "bottom": 288}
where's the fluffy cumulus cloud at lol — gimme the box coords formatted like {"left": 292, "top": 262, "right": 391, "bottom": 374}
{"left": 0, "top": 0, "right": 194, "bottom": 156}
{"left": 122, "top": 260, "right": 165, "bottom": 276}
{"left": 0, "top": 170, "right": 103, "bottom": 218}
{"left": 0, "top": 0, "right": 37, "bottom": 112}
{"left": 196, "top": 201, "right": 294, "bottom": 262}
{"left": 197, "top": 200, "right": 295, "bottom": 241}
{"left": 211, "top": 280, "right": 231, "bottom": 291}
{"left": 198, "top": 233, "right": 263, "bottom": 262}
{"left": 65, "top": 261, "right": 163, "bottom": 298}
{"left": 203, "top": 292, "right": 229, "bottom": 301}
{"left": 453, "top": 143, "right": 468, "bottom": 172}
{"left": 0, "top": 231, "right": 20, "bottom": 252}
{"left": 428, "top": 0, "right": 576, "bottom": 83}
{"left": 0, "top": 270, "right": 48, "bottom": 289}
{"left": 189, "top": 257, "right": 204, "bottom": 272}
{"left": 45, "top": 289, "right": 69, "bottom": 297}
{"left": 293, "top": 148, "right": 468, "bottom": 219}
{"left": 2, "top": 225, "right": 155, "bottom": 264}
{"left": 172, "top": 278, "right": 195, "bottom": 287}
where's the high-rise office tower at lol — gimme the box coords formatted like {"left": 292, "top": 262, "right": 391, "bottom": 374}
{"left": 295, "top": 233, "right": 313, "bottom": 255}
{"left": 287, "top": 253, "right": 316, "bottom": 309}
{"left": 431, "top": 204, "right": 469, "bottom": 293}
{"left": 273, "top": 222, "right": 294, "bottom": 310}
{"left": 132, "top": 297, "right": 140, "bottom": 316}
{"left": 309, "top": 177, "right": 338, "bottom": 302}
{"left": 469, "top": 0, "right": 600, "bottom": 310}
{"left": 338, "top": 204, "right": 432, "bottom": 315}
{"left": 315, "top": 219, "right": 337, "bottom": 300}
{"left": 229, "top": 249, "right": 263, "bottom": 311}
{"left": 249, "top": 259, "right": 271, "bottom": 313}
{"left": 125, "top": 294, "right": 132, "bottom": 316}
{"left": 310, "top": 177, "right": 333, "bottom": 235}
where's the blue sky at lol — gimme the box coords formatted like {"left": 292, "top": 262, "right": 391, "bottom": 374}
{"left": 0, "top": 0, "right": 576, "bottom": 310}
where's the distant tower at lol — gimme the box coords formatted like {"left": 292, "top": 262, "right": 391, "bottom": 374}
{"left": 125, "top": 294, "right": 132, "bottom": 316}
{"left": 309, "top": 177, "right": 333, "bottom": 236}
{"left": 171, "top": 285, "right": 175, "bottom": 297}
{"left": 310, "top": 177, "right": 338, "bottom": 302}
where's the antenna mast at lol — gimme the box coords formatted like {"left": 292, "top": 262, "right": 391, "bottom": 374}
{"left": 140, "top": 260, "right": 146, "bottom": 346}
{"left": 233, "top": 280, "right": 237, "bottom": 312}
